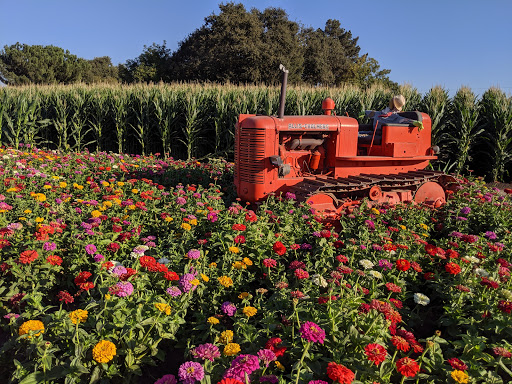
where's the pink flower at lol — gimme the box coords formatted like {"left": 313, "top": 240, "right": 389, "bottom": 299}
{"left": 223, "top": 354, "right": 260, "bottom": 382}
{"left": 257, "top": 349, "right": 276, "bottom": 367}
{"left": 300, "top": 321, "right": 326, "bottom": 344}
{"left": 154, "top": 374, "right": 177, "bottom": 384}
{"left": 178, "top": 361, "right": 204, "bottom": 384}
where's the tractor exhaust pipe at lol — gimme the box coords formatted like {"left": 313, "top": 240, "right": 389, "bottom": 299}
{"left": 278, "top": 64, "right": 289, "bottom": 119}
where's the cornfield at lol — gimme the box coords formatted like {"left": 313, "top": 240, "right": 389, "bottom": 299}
{"left": 0, "top": 82, "right": 511, "bottom": 181}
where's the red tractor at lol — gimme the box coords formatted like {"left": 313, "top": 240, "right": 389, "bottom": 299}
{"left": 234, "top": 66, "right": 457, "bottom": 217}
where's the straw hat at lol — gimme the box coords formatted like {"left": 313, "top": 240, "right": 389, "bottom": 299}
{"left": 389, "top": 95, "right": 405, "bottom": 111}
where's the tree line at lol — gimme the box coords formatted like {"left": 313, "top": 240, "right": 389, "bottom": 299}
{"left": 0, "top": 3, "right": 395, "bottom": 88}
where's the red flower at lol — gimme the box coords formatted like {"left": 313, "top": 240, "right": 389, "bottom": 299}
{"left": 245, "top": 211, "right": 257, "bottom": 223}
{"left": 396, "top": 357, "right": 419, "bottom": 377}
{"left": 423, "top": 272, "right": 435, "bottom": 280}
{"left": 294, "top": 268, "right": 309, "bottom": 279}
{"left": 320, "top": 229, "right": 331, "bottom": 238}
{"left": 410, "top": 262, "right": 422, "bottom": 273}
{"left": 74, "top": 271, "right": 94, "bottom": 290}
{"left": 120, "top": 268, "right": 137, "bottom": 281}
{"left": 232, "top": 223, "right": 246, "bottom": 231}
{"left": 445, "top": 262, "right": 461, "bottom": 275}
{"left": 391, "top": 336, "right": 410, "bottom": 352}
{"left": 163, "top": 271, "right": 179, "bottom": 281}
{"left": 140, "top": 255, "right": 157, "bottom": 268}
{"left": 265, "top": 337, "right": 287, "bottom": 357}
{"left": 385, "top": 282, "right": 402, "bottom": 293}
{"left": 424, "top": 244, "right": 437, "bottom": 256}
{"left": 273, "top": 241, "right": 287, "bottom": 256}
{"left": 326, "top": 362, "right": 355, "bottom": 384}
{"left": 447, "top": 358, "right": 468, "bottom": 371}
{"left": 498, "top": 300, "right": 512, "bottom": 314}
{"left": 217, "top": 379, "right": 244, "bottom": 384}
{"left": 46, "top": 255, "right": 63, "bottom": 266}
{"left": 234, "top": 235, "right": 246, "bottom": 244}
{"left": 107, "top": 242, "right": 120, "bottom": 252}
{"left": 57, "top": 290, "right": 74, "bottom": 304}
{"left": 19, "top": 250, "right": 39, "bottom": 264}
{"left": 364, "top": 343, "right": 387, "bottom": 365}
{"left": 396, "top": 259, "right": 410, "bottom": 271}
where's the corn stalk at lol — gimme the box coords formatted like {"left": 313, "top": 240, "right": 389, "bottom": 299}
{"left": 3, "top": 93, "right": 42, "bottom": 150}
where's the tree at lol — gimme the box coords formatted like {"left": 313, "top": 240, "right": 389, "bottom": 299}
{"left": 119, "top": 42, "right": 172, "bottom": 83}
{"left": 82, "top": 56, "right": 119, "bottom": 84}
{"left": 0, "top": 43, "right": 84, "bottom": 85}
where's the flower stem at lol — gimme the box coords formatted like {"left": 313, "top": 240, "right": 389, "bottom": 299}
{"left": 294, "top": 342, "right": 310, "bottom": 384}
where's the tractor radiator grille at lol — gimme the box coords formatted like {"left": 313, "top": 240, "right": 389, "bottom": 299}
{"left": 237, "top": 128, "right": 266, "bottom": 184}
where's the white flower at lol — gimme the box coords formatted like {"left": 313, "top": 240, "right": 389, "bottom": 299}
{"left": 466, "top": 256, "right": 480, "bottom": 264}
{"left": 414, "top": 292, "right": 430, "bottom": 306}
{"left": 158, "top": 257, "right": 170, "bottom": 265}
{"left": 130, "top": 251, "right": 141, "bottom": 258}
{"left": 311, "top": 274, "right": 328, "bottom": 288}
{"left": 474, "top": 268, "right": 489, "bottom": 277}
{"left": 359, "top": 259, "right": 374, "bottom": 269}
{"left": 501, "top": 289, "right": 512, "bottom": 301}
{"left": 368, "top": 270, "right": 383, "bottom": 279}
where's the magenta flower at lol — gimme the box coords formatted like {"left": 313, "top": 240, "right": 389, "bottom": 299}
{"left": 43, "top": 242, "right": 57, "bottom": 251}
{"left": 166, "top": 286, "right": 182, "bottom": 297}
{"left": 308, "top": 381, "right": 328, "bottom": 384}
{"left": 221, "top": 301, "right": 237, "bottom": 316}
{"left": 178, "top": 361, "right": 204, "bottom": 384}
{"left": 190, "top": 343, "right": 221, "bottom": 362}
{"left": 85, "top": 244, "right": 97, "bottom": 255}
{"left": 154, "top": 374, "right": 177, "bottom": 384}
{"left": 223, "top": 354, "right": 260, "bottom": 382}
{"left": 180, "top": 273, "right": 197, "bottom": 293}
{"left": 260, "top": 375, "right": 279, "bottom": 383}
{"left": 176, "top": 197, "right": 187, "bottom": 205}
{"left": 187, "top": 249, "right": 201, "bottom": 260}
{"left": 110, "top": 281, "right": 134, "bottom": 297}
{"left": 300, "top": 321, "right": 326, "bottom": 344}
{"left": 257, "top": 348, "right": 276, "bottom": 367}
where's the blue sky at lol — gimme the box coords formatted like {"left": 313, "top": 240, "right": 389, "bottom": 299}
{"left": 1, "top": 0, "right": 511, "bottom": 95}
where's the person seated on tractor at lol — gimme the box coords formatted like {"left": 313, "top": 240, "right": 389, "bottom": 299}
{"left": 365, "top": 95, "right": 424, "bottom": 131}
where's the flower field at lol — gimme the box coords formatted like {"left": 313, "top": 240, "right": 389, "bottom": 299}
{"left": 1, "top": 146, "right": 512, "bottom": 384}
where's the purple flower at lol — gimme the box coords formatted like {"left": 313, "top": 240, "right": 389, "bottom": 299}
{"left": 94, "top": 254, "right": 104, "bottom": 262}
{"left": 224, "top": 354, "right": 260, "bottom": 382}
{"left": 180, "top": 273, "right": 197, "bottom": 293}
{"left": 176, "top": 197, "right": 187, "bottom": 206}
{"left": 166, "top": 286, "right": 182, "bottom": 297}
{"left": 154, "top": 374, "right": 177, "bottom": 384}
{"left": 111, "top": 265, "right": 128, "bottom": 277}
{"left": 187, "top": 249, "right": 201, "bottom": 260}
{"left": 300, "top": 321, "right": 326, "bottom": 344}
{"left": 285, "top": 192, "right": 296, "bottom": 200}
{"left": 378, "top": 259, "right": 393, "bottom": 270}
{"left": 221, "top": 301, "right": 237, "bottom": 316}
{"left": 178, "top": 361, "right": 204, "bottom": 384}
{"left": 308, "top": 381, "right": 329, "bottom": 384}
{"left": 365, "top": 220, "right": 375, "bottom": 230}
{"left": 111, "top": 281, "right": 134, "bottom": 297}
{"left": 485, "top": 231, "right": 497, "bottom": 240}
{"left": 460, "top": 206, "right": 471, "bottom": 215}
{"left": 257, "top": 349, "right": 276, "bottom": 367}
{"left": 190, "top": 343, "right": 221, "bottom": 362}
{"left": 450, "top": 231, "right": 463, "bottom": 238}
{"left": 85, "top": 244, "right": 97, "bottom": 255}
{"left": 43, "top": 242, "right": 57, "bottom": 251}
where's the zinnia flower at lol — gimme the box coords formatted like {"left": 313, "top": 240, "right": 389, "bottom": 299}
{"left": 221, "top": 301, "right": 237, "bottom": 316}
{"left": 154, "top": 374, "right": 177, "bottom": 384}
{"left": 413, "top": 292, "right": 430, "bottom": 306}
{"left": 178, "top": 361, "right": 204, "bottom": 384}
{"left": 326, "top": 362, "right": 355, "bottom": 384}
{"left": 191, "top": 343, "right": 220, "bottom": 362}
{"left": 92, "top": 340, "right": 117, "bottom": 363}
{"left": 18, "top": 320, "right": 44, "bottom": 338}
{"left": 445, "top": 262, "right": 462, "bottom": 275}
{"left": 364, "top": 343, "right": 387, "bottom": 365}
{"left": 451, "top": 370, "right": 469, "bottom": 383}
{"left": 257, "top": 349, "right": 277, "bottom": 367}
{"left": 223, "top": 343, "right": 241, "bottom": 356}
{"left": 300, "top": 321, "right": 326, "bottom": 344}
{"left": 69, "top": 309, "right": 88, "bottom": 324}
{"left": 272, "top": 241, "right": 287, "bottom": 256}
{"left": 223, "top": 354, "right": 260, "bottom": 382}
{"left": 396, "top": 357, "right": 419, "bottom": 377}
{"left": 218, "top": 276, "right": 233, "bottom": 288}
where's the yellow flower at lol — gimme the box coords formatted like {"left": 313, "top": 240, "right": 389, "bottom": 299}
{"left": 399, "top": 225, "right": 406, "bottom": 230}
{"left": 127, "top": 204, "right": 136, "bottom": 210}
{"left": 101, "top": 181, "right": 110, "bottom": 187}
{"left": 451, "top": 370, "right": 469, "bottom": 384}
{"left": 422, "top": 233, "right": 429, "bottom": 237}
{"left": 43, "top": 185, "right": 52, "bottom": 190}
{"left": 275, "top": 361, "right": 285, "bottom": 371}
{"left": 209, "top": 262, "right": 217, "bottom": 268}
{"left": 154, "top": 303, "right": 172, "bottom": 315}
{"left": 24, "top": 209, "right": 32, "bottom": 214}
{"left": 6, "top": 187, "right": 17, "bottom": 193}
{"left": 69, "top": 309, "right": 88, "bottom": 325}
{"left": 92, "top": 340, "right": 117, "bottom": 363}
{"left": 91, "top": 210, "right": 102, "bottom": 218}
{"left": 238, "top": 292, "right": 251, "bottom": 300}
{"left": 223, "top": 342, "right": 241, "bottom": 356}
{"left": 117, "top": 182, "right": 125, "bottom": 187}
{"left": 200, "top": 273, "right": 209, "bottom": 282}
{"left": 232, "top": 261, "right": 246, "bottom": 270}
{"left": 420, "top": 223, "right": 428, "bottom": 230}
{"left": 181, "top": 223, "right": 191, "bottom": 231}
{"left": 35, "top": 217, "right": 44, "bottom": 223}
{"left": 242, "top": 306, "right": 257, "bottom": 317}
{"left": 219, "top": 330, "right": 234, "bottom": 344}
{"left": 131, "top": 189, "right": 139, "bottom": 194}
{"left": 73, "top": 183, "right": 84, "bottom": 190}
{"left": 59, "top": 182, "right": 67, "bottom": 188}
{"left": 164, "top": 216, "right": 174, "bottom": 222}
{"left": 242, "top": 257, "right": 253, "bottom": 266}
{"left": 19, "top": 217, "right": 26, "bottom": 221}
{"left": 105, "top": 294, "right": 111, "bottom": 300}
{"left": 18, "top": 320, "right": 45, "bottom": 338}
{"left": 190, "top": 279, "right": 200, "bottom": 286}
{"left": 189, "top": 219, "right": 198, "bottom": 226}
{"left": 33, "top": 193, "right": 46, "bottom": 202}
{"left": 207, "top": 316, "right": 219, "bottom": 325}
{"left": 371, "top": 208, "right": 380, "bottom": 215}
{"left": 229, "top": 246, "right": 240, "bottom": 254}
{"left": 218, "top": 276, "right": 233, "bottom": 288}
